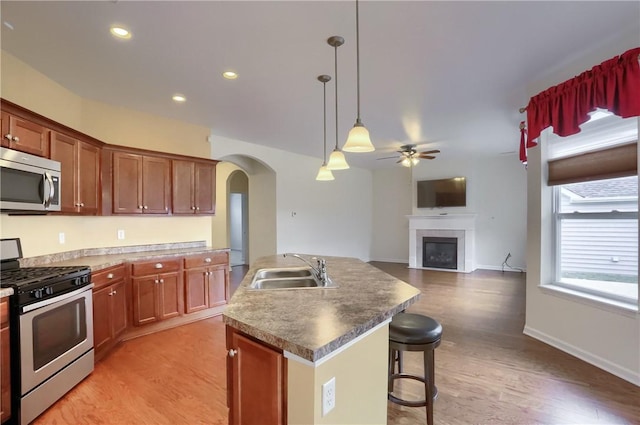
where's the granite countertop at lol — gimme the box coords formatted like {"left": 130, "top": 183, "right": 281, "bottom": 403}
{"left": 223, "top": 255, "right": 421, "bottom": 363}
{"left": 0, "top": 287, "right": 14, "bottom": 298}
{"left": 18, "top": 241, "right": 229, "bottom": 272}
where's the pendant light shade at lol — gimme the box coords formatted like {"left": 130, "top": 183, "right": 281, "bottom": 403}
{"left": 343, "top": 0, "right": 374, "bottom": 153}
{"left": 316, "top": 74, "right": 335, "bottom": 181}
{"left": 316, "top": 164, "right": 334, "bottom": 181}
{"left": 326, "top": 36, "right": 349, "bottom": 171}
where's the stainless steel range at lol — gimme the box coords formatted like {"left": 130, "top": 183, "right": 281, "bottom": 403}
{"left": 0, "top": 238, "right": 94, "bottom": 425}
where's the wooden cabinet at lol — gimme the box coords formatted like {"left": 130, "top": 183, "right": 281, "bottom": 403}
{"left": 172, "top": 160, "right": 217, "bottom": 215}
{"left": 184, "top": 252, "right": 229, "bottom": 313}
{"left": 131, "top": 259, "right": 182, "bottom": 326}
{"left": 92, "top": 265, "right": 128, "bottom": 361}
{"left": 50, "top": 131, "right": 101, "bottom": 214}
{"left": 1, "top": 111, "right": 49, "bottom": 157}
{"left": 226, "top": 326, "right": 286, "bottom": 425}
{"left": 1, "top": 299, "right": 11, "bottom": 423}
{"left": 112, "top": 151, "right": 170, "bottom": 215}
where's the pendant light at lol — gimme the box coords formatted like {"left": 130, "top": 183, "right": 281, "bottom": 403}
{"left": 343, "top": 0, "right": 375, "bottom": 152}
{"left": 326, "top": 36, "right": 350, "bottom": 171}
{"left": 316, "top": 75, "right": 335, "bottom": 181}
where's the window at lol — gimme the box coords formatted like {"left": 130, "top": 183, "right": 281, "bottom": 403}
{"left": 548, "top": 112, "right": 638, "bottom": 305}
{"left": 553, "top": 176, "right": 638, "bottom": 303}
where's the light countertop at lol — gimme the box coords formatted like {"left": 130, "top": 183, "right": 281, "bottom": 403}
{"left": 223, "top": 255, "right": 421, "bottom": 362}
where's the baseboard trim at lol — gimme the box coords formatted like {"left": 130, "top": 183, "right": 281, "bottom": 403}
{"left": 368, "top": 257, "right": 408, "bottom": 264}
{"left": 523, "top": 325, "right": 639, "bottom": 386}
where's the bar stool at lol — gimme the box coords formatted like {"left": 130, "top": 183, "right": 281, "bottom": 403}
{"left": 388, "top": 312, "right": 442, "bottom": 425}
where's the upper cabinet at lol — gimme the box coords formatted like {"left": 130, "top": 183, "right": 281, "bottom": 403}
{"left": 172, "top": 160, "right": 216, "bottom": 215}
{"left": 49, "top": 131, "right": 101, "bottom": 215}
{"left": 1, "top": 111, "right": 49, "bottom": 157}
{"left": 111, "top": 151, "right": 171, "bottom": 215}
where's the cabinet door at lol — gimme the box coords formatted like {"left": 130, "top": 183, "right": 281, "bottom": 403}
{"left": 184, "top": 268, "right": 208, "bottom": 314}
{"left": 113, "top": 152, "right": 143, "bottom": 214}
{"left": 49, "top": 131, "right": 79, "bottom": 213}
{"left": 158, "top": 272, "right": 182, "bottom": 320}
{"left": 0, "top": 112, "right": 7, "bottom": 148}
{"left": 93, "top": 286, "right": 113, "bottom": 354}
{"left": 5, "top": 114, "right": 49, "bottom": 157}
{"left": 132, "top": 276, "right": 158, "bottom": 326}
{"left": 229, "top": 331, "right": 285, "bottom": 425}
{"left": 172, "top": 160, "right": 195, "bottom": 214}
{"left": 77, "top": 142, "right": 100, "bottom": 215}
{"left": 195, "top": 162, "right": 216, "bottom": 214}
{"left": 208, "top": 266, "right": 228, "bottom": 307}
{"left": 142, "top": 156, "right": 170, "bottom": 214}
{"left": 110, "top": 279, "right": 128, "bottom": 338}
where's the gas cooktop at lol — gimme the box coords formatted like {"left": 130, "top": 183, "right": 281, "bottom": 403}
{"left": 0, "top": 265, "right": 91, "bottom": 288}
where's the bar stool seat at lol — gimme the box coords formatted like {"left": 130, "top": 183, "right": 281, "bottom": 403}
{"left": 388, "top": 313, "right": 442, "bottom": 425}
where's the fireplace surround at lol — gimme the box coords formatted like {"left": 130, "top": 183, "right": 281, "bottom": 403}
{"left": 408, "top": 214, "right": 476, "bottom": 273}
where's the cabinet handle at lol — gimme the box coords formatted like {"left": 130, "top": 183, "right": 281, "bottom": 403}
{"left": 138, "top": 205, "right": 143, "bottom": 209}
{"left": 3, "top": 134, "right": 11, "bottom": 141}
{"left": 155, "top": 279, "right": 159, "bottom": 284}
{"left": 108, "top": 290, "right": 113, "bottom": 296}
{"left": 107, "top": 273, "right": 114, "bottom": 279}
{"left": 155, "top": 263, "right": 163, "bottom": 269}
{"left": 159, "top": 278, "right": 164, "bottom": 283}
{"left": 196, "top": 207, "right": 200, "bottom": 211}
{"left": 79, "top": 202, "right": 84, "bottom": 207}
{"left": 191, "top": 206, "right": 196, "bottom": 210}
{"left": 204, "top": 258, "right": 212, "bottom": 263}
{"left": 113, "top": 290, "right": 117, "bottom": 295}
{"left": 12, "top": 136, "right": 19, "bottom": 143}
{"left": 143, "top": 205, "right": 149, "bottom": 210}
{"left": 228, "top": 349, "right": 237, "bottom": 358}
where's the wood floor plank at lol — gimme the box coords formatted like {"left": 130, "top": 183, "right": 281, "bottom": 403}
{"left": 31, "top": 263, "right": 639, "bottom": 425}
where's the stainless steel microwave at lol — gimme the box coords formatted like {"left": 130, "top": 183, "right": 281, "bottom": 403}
{"left": 0, "top": 147, "right": 61, "bottom": 212}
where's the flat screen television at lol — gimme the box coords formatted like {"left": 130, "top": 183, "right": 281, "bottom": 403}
{"left": 417, "top": 177, "right": 466, "bottom": 208}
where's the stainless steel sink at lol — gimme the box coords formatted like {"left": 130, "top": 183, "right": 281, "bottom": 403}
{"left": 248, "top": 267, "right": 338, "bottom": 290}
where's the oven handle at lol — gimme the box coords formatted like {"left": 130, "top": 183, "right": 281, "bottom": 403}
{"left": 22, "top": 283, "right": 94, "bottom": 313}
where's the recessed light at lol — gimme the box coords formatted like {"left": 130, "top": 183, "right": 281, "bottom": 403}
{"left": 110, "top": 25, "right": 131, "bottom": 40}
{"left": 172, "top": 94, "right": 186, "bottom": 103}
{"left": 222, "top": 71, "right": 238, "bottom": 80}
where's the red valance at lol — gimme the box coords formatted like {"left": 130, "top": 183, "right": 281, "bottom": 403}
{"left": 525, "top": 47, "right": 640, "bottom": 147}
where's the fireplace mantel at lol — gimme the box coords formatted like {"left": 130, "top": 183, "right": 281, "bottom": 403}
{"left": 407, "top": 214, "right": 477, "bottom": 272}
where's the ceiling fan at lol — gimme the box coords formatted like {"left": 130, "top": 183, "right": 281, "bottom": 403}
{"left": 377, "top": 144, "right": 440, "bottom": 167}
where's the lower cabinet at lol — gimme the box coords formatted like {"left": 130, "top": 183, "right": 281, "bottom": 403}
{"left": 1, "top": 299, "right": 11, "bottom": 424}
{"left": 131, "top": 259, "right": 183, "bottom": 326}
{"left": 226, "top": 326, "right": 286, "bottom": 425}
{"left": 92, "top": 265, "right": 128, "bottom": 361}
{"left": 184, "top": 253, "right": 229, "bottom": 314}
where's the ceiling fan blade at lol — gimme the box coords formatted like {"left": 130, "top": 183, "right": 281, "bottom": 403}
{"left": 419, "top": 155, "right": 436, "bottom": 159}
{"left": 377, "top": 156, "right": 399, "bottom": 160}
{"left": 420, "top": 149, "right": 441, "bottom": 155}
{"left": 396, "top": 158, "right": 404, "bottom": 163}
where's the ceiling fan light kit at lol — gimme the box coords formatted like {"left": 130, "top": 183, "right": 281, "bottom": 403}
{"left": 316, "top": 74, "right": 335, "bottom": 181}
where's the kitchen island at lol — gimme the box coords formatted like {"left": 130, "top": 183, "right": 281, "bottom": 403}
{"left": 223, "top": 254, "right": 421, "bottom": 425}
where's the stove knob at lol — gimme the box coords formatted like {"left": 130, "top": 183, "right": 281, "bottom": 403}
{"left": 73, "top": 277, "right": 82, "bottom": 286}
{"left": 32, "top": 288, "right": 43, "bottom": 299}
{"left": 45, "top": 286, "right": 54, "bottom": 295}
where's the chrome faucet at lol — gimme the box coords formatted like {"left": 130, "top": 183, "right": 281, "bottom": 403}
{"left": 283, "top": 253, "right": 330, "bottom": 286}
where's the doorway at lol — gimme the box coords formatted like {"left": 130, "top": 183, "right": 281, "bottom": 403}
{"left": 228, "top": 171, "right": 249, "bottom": 266}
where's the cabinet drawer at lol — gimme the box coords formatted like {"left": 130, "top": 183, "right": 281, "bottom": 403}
{"left": 131, "top": 258, "right": 181, "bottom": 276}
{"left": 93, "top": 264, "right": 127, "bottom": 290}
{"left": 184, "top": 252, "right": 229, "bottom": 269}
{"left": 1, "top": 300, "right": 8, "bottom": 328}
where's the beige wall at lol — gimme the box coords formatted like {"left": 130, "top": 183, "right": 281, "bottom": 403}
{"left": 211, "top": 162, "right": 244, "bottom": 250}
{"left": 1, "top": 50, "right": 222, "bottom": 257}
{"left": 288, "top": 324, "right": 389, "bottom": 424}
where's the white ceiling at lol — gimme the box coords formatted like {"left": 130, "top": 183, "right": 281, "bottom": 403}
{"left": 1, "top": 1, "right": 639, "bottom": 169}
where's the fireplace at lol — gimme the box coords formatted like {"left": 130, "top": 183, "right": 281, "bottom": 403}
{"left": 423, "top": 237, "right": 458, "bottom": 269}
{"left": 408, "top": 214, "right": 476, "bottom": 273}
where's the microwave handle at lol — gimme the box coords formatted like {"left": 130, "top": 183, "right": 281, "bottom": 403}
{"left": 43, "top": 172, "right": 55, "bottom": 209}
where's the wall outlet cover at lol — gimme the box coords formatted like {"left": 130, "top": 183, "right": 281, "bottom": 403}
{"left": 322, "top": 377, "right": 336, "bottom": 417}
{"left": 117, "top": 229, "right": 125, "bottom": 240}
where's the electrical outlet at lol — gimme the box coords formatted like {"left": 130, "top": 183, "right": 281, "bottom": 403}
{"left": 322, "top": 377, "right": 336, "bottom": 416}
{"left": 58, "top": 232, "right": 65, "bottom": 244}
{"left": 117, "top": 229, "right": 125, "bottom": 240}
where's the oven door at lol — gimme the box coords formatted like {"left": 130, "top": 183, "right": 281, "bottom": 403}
{"left": 19, "top": 284, "right": 94, "bottom": 395}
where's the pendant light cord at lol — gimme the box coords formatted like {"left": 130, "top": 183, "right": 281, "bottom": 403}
{"left": 323, "top": 80, "right": 327, "bottom": 163}
{"left": 334, "top": 44, "right": 339, "bottom": 150}
{"left": 355, "top": 0, "right": 361, "bottom": 122}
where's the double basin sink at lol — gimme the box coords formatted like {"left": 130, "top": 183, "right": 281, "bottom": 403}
{"left": 249, "top": 266, "right": 338, "bottom": 290}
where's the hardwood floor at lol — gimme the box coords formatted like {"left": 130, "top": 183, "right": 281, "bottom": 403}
{"left": 33, "top": 263, "right": 639, "bottom": 425}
